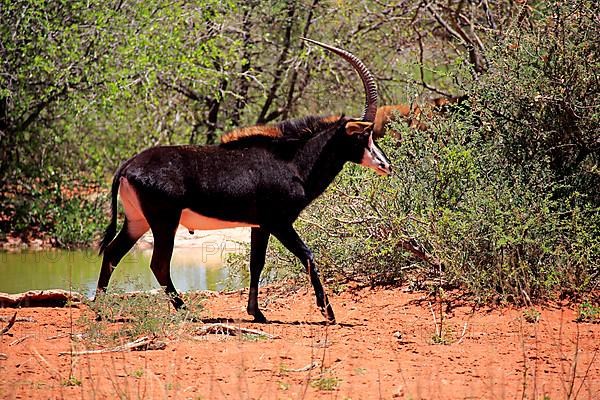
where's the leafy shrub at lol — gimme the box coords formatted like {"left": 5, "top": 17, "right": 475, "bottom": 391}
{"left": 576, "top": 301, "right": 600, "bottom": 323}
{"left": 1, "top": 174, "right": 105, "bottom": 248}
{"left": 472, "top": 0, "right": 599, "bottom": 205}
{"left": 258, "top": 102, "right": 598, "bottom": 303}
{"left": 253, "top": 1, "right": 599, "bottom": 304}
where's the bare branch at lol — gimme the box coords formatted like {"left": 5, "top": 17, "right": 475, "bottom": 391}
{"left": 194, "top": 323, "right": 280, "bottom": 339}
{"left": 426, "top": 2, "right": 487, "bottom": 74}
{"left": 15, "top": 85, "right": 68, "bottom": 134}
{"left": 0, "top": 312, "right": 17, "bottom": 335}
{"left": 158, "top": 74, "right": 207, "bottom": 103}
{"left": 426, "top": 3, "right": 467, "bottom": 46}
{"left": 482, "top": 0, "right": 497, "bottom": 29}
{"left": 231, "top": 6, "right": 254, "bottom": 127}
{"left": 282, "top": 0, "right": 320, "bottom": 120}
{"left": 413, "top": 27, "right": 454, "bottom": 97}
{"left": 397, "top": 237, "right": 441, "bottom": 268}
{"left": 59, "top": 336, "right": 166, "bottom": 356}
{"left": 256, "top": 2, "right": 297, "bottom": 124}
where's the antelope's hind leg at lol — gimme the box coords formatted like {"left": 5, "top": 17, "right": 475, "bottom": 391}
{"left": 95, "top": 218, "right": 148, "bottom": 321}
{"left": 96, "top": 218, "right": 149, "bottom": 296}
{"left": 146, "top": 210, "right": 185, "bottom": 310}
{"left": 97, "top": 176, "right": 150, "bottom": 296}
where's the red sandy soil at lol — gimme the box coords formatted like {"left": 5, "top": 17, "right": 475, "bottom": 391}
{"left": 0, "top": 285, "right": 598, "bottom": 400}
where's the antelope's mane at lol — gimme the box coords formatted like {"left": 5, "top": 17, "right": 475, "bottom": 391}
{"left": 220, "top": 115, "right": 343, "bottom": 147}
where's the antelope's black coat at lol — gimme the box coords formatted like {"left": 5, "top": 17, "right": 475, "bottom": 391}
{"left": 96, "top": 115, "right": 387, "bottom": 323}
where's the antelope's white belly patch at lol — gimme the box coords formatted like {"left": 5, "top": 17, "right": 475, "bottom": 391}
{"left": 119, "top": 177, "right": 258, "bottom": 232}
{"left": 179, "top": 209, "right": 258, "bottom": 230}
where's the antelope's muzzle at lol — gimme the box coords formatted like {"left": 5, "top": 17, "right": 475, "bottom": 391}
{"left": 361, "top": 136, "right": 392, "bottom": 176}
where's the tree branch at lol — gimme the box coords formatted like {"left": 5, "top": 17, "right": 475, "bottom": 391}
{"left": 256, "top": 2, "right": 296, "bottom": 124}
{"left": 158, "top": 74, "right": 207, "bottom": 103}
{"left": 413, "top": 27, "right": 454, "bottom": 97}
{"left": 231, "top": 6, "right": 254, "bottom": 127}
{"left": 281, "top": 0, "right": 320, "bottom": 120}
{"left": 15, "top": 85, "right": 68, "bottom": 134}
{"left": 426, "top": 2, "right": 487, "bottom": 74}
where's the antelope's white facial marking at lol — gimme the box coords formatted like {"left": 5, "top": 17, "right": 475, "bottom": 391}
{"left": 361, "top": 135, "right": 392, "bottom": 176}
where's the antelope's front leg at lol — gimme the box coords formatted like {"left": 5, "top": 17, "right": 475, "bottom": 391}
{"left": 270, "top": 226, "right": 336, "bottom": 323}
{"left": 247, "top": 227, "right": 270, "bottom": 323}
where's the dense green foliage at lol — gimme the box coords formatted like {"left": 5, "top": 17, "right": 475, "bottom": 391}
{"left": 266, "top": 1, "right": 599, "bottom": 303}
{"left": 1, "top": 1, "right": 597, "bottom": 301}
{"left": 285, "top": 115, "right": 598, "bottom": 303}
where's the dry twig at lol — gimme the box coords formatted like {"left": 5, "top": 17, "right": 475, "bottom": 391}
{"left": 0, "top": 312, "right": 17, "bottom": 335}
{"left": 283, "top": 361, "right": 321, "bottom": 373}
{"left": 428, "top": 301, "right": 440, "bottom": 337}
{"left": 58, "top": 336, "right": 166, "bottom": 356}
{"left": 10, "top": 334, "right": 35, "bottom": 346}
{"left": 456, "top": 322, "right": 469, "bottom": 345}
{"left": 32, "top": 347, "right": 62, "bottom": 381}
{"left": 194, "top": 323, "right": 280, "bottom": 339}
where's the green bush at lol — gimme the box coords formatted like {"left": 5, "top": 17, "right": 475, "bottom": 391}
{"left": 278, "top": 107, "right": 598, "bottom": 303}
{"left": 473, "top": 0, "right": 599, "bottom": 205}
{"left": 253, "top": 0, "right": 599, "bottom": 304}
{"left": 1, "top": 174, "right": 105, "bottom": 248}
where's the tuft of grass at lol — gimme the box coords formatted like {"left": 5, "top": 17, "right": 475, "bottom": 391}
{"left": 80, "top": 286, "right": 205, "bottom": 346}
{"left": 241, "top": 332, "right": 269, "bottom": 342}
{"left": 576, "top": 301, "right": 600, "bottom": 323}
{"left": 523, "top": 308, "right": 541, "bottom": 324}
{"left": 310, "top": 373, "right": 340, "bottom": 391}
{"left": 62, "top": 375, "right": 81, "bottom": 387}
{"left": 431, "top": 332, "right": 451, "bottom": 345}
{"left": 131, "top": 368, "right": 144, "bottom": 379}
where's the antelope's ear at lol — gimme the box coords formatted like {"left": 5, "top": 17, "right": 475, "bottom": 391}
{"left": 345, "top": 121, "right": 373, "bottom": 136}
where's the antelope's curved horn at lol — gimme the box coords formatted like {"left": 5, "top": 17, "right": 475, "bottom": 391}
{"left": 302, "top": 37, "right": 378, "bottom": 122}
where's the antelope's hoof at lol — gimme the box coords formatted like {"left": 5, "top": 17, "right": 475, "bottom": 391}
{"left": 320, "top": 306, "right": 336, "bottom": 324}
{"left": 172, "top": 299, "right": 186, "bottom": 311}
{"left": 253, "top": 311, "right": 268, "bottom": 323}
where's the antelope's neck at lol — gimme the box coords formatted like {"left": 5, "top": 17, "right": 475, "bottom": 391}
{"left": 294, "top": 130, "right": 345, "bottom": 201}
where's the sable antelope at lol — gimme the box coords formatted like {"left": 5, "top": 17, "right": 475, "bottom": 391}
{"left": 374, "top": 103, "right": 427, "bottom": 137}
{"left": 96, "top": 38, "right": 391, "bottom": 323}
{"left": 227, "top": 94, "right": 468, "bottom": 144}
{"left": 372, "top": 95, "right": 469, "bottom": 139}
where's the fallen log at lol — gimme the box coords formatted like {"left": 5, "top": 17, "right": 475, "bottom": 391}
{"left": 0, "top": 290, "right": 83, "bottom": 308}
